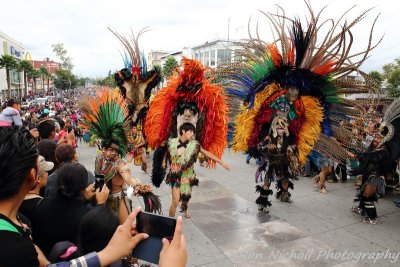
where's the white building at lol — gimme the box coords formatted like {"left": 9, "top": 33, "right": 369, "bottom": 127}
{"left": 147, "top": 50, "right": 171, "bottom": 70}
{"left": 160, "top": 47, "right": 192, "bottom": 68}
{"left": 0, "top": 31, "right": 26, "bottom": 101}
{"left": 191, "top": 39, "right": 244, "bottom": 68}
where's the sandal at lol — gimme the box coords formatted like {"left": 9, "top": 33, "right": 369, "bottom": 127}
{"left": 351, "top": 207, "right": 363, "bottom": 215}
{"left": 361, "top": 218, "right": 377, "bottom": 225}
{"left": 319, "top": 187, "right": 327, "bottom": 194}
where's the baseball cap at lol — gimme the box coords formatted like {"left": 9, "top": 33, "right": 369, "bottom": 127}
{"left": 38, "top": 155, "right": 54, "bottom": 172}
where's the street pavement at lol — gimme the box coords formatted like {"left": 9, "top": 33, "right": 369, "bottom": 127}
{"left": 76, "top": 143, "right": 400, "bottom": 267}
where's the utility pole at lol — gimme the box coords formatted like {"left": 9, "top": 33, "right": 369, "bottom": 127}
{"left": 228, "top": 17, "right": 230, "bottom": 42}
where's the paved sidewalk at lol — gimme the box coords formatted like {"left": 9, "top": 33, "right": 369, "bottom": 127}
{"left": 76, "top": 144, "right": 400, "bottom": 267}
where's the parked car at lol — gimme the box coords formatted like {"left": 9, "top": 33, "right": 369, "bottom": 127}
{"left": 33, "top": 98, "right": 47, "bottom": 105}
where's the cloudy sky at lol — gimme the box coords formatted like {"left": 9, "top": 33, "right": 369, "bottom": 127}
{"left": 1, "top": 0, "right": 398, "bottom": 77}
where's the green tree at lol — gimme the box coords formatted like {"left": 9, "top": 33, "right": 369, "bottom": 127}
{"left": 18, "top": 60, "right": 34, "bottom": 96}
{"left": 162, "top": 57, "right": 178, "bottom": 78}
{"left": 51, "top": 43, "right": 73, "bottom": 71}
{"left": 369, "top": 71, "right": 383, "bottom": 88}
{"left": 0, "top": 55, "right": 18, "bottom": 98}
{"left": 39, "top": 67, "right": 51, "bottom": 92}
{"left": 94, "top": 70, "right": 116, "bottom": 87}
{"left": 154, "top": 64, "right": 163, "bottom": 88}
{"left": 27, "top": 68, "right": 40, "bottom": 95}
{"left": 53, "top": 68, "right": 76, "bottom": 91}
{"left": 382, "top": 58, "right": 400, "bottom": 97}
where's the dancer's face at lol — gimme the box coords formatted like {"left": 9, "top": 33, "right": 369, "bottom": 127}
{"left": 277, "top": 128, "right": 285, "bottom": 136}
{"left": 181, "top": 130, "right": 194, "bottom": 141}
{"left": 103, "top": 147, "right": 118, "bottom": 160}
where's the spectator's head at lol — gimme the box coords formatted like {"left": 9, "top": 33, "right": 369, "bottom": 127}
{"left": 37, "top": 155, "right": 54, "bottom": 189}
{"left": 38, "top": 139, "right": 57, "bottom": 172}
{"left": 37, "top": 119, "right": 56, "bottom": 139}
{"left": 0, "top": 126, "right": 38, "bottom": 200}
{"left": 48, "top": 241, "right": 82, "bottom": 263}
{"left": 56, "top": 163, "right": 88, "bottom": 200}
{"left": 28, "top": 123, "right": 39, "bottom": 141}
{"left": 40, "top": 113, "right": 49, "bottom": 120}
{"left": 6, "top": 99, "right": 20, "bottom": 110}
{"left": 78, "top": 205, "right": 119, "bottom": 254}
{"left": 55, "top": 143, "right": 77, "bottom": 165}
{"left": 57, "top": 119, "right": 66, "bottom": 130}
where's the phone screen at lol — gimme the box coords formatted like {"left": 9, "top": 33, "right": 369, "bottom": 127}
{"left": 132, "top": 212, "right": 176, "bottom": 264}
{"left": 94, "top": 174, "right": 105, "bottom": 190}
{"left": 136, "top": 211, "right": 176, "bottom": 239}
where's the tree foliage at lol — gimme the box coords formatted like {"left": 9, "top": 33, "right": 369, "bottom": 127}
{"left": 52, "top": 43, "right": 78, "bottom": 90}
{"left": 162, "top": 57, "right": 178, "bottom": 78}
{"left": 18, "top": 60, "right": 34, "bottom": 95}
{"left": 51, "top": 43, "right": 74, "bottom": 71}
{"left": 154, "top": 64, "right": 163, "bottom": 83}
{"left": 0, "top": 55, "right": 18, "bottom": 97}
{"left": 93, "top": 70, "right": 116, "bottom": 87}
{"left": 382, "top": 58, "right": 400, "bottom": 97}
{"left": 53, "top": 68, "right": 78, "bottom": 90}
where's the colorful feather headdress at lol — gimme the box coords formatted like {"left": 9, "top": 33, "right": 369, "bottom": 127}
{"left": 79, "top": 88, "right": 130, "bottom": 157}
{"left": 109, "top": 27, "right": 161, "bottom": 125}
{"left": 217, "top": 0, "right": 382, "bottom": 163}
{"left": 145, "top": 57, "right": 228, "bottom": 165}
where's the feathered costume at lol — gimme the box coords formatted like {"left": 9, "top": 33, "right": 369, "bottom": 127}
{"left": 79, "top": 88, "right": 161, "bottom": 214}
{"left": 145, "top": 57, "right": 228, "bottom": 212}
{"left": 217, "top": 0, "right": 381, "bottom": 209}
{"left": 109, "top": 28, "right": 161, "bottom": 128}
{"left": 351, "top": 98, "right": 400, "bottom": 222}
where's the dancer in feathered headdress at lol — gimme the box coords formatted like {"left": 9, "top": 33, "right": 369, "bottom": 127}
{"left": 79, "top": 88, "right": 162, "bottom": 221}
{"left": 109, "top": 28, "right": 161, "bottom": 171}
{"left": 145, "top": 57, "right": 230, "bottom": 218}
{"left": 217, "top": 0, "right": 381, "bottom": 211}
{"left": 351, "top": 97, "right": 400, "bottom": 224}
{"left": 109, "top": 28, "right": 161, "bottom": 125}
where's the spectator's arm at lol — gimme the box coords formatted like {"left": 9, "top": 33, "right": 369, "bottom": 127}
{"left": 13, "top": 114, "right": 23, "bottom": 126}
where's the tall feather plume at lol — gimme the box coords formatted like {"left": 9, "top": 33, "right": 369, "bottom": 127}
{"left": 79, "top": 88, "right": 129, "bottom": 157}
{"left": 108, "top": 27, "right": 150, "bottom": 71}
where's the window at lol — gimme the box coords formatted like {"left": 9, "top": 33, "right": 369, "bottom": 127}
{"left": 234, "top": 50, "right": 244, "bottom": 62}
{"left": 210, "top": 50, "right": 216, "bottom": 66}
{"left": 10, "top": 69, "right": 21, "bottom": 84}
{"left": 195, "top": 52, "right": 199, "bottom": 60}
{"left": 204, "top": 51, "right": 209, "bottom": 66}
{"left": 200, "top": 52, "right": 204, "bottom": 64}
{"left": 217, "top": 49, "right": 232, "bottom": 65}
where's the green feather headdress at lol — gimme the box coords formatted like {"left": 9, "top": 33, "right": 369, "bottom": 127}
{"left": 79, "top": 88, "right": 129, "bottom": 157}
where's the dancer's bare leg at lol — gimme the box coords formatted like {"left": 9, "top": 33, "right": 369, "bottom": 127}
{"left": 141, "top": 153, "right": 147, "bottom": 172}
{"left": 127, "top": 154, "right": 133, "bottom": 164}
{"left": 169, "top": 187, "right": 181, "bottom": 217}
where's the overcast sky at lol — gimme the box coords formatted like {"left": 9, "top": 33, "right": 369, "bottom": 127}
{"left": 1, "top": 0, "right": 398, "bottom": 77}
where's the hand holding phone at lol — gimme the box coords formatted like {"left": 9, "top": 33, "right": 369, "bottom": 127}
{"left": 159, "top": 216, "right": 187, "bottom": 267}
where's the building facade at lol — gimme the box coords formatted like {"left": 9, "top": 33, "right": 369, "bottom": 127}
{"left": 0, "top": 31, "right": 25, "bottom": 101}
{"left": 29, "top": 58, "right": 61, "bottom": 93}
{"left": 191, "top": 39, "right": 244, "bottom": 68}
{"left": 147, "top": 50, "right": 171, "bottom": 70}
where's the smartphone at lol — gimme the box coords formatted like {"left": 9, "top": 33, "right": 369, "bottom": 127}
{"left": 94, "top": 174, "right": 105, "bottom": 190}
{"left": 132, "top": 211, "right": 176, "bottom": 264}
